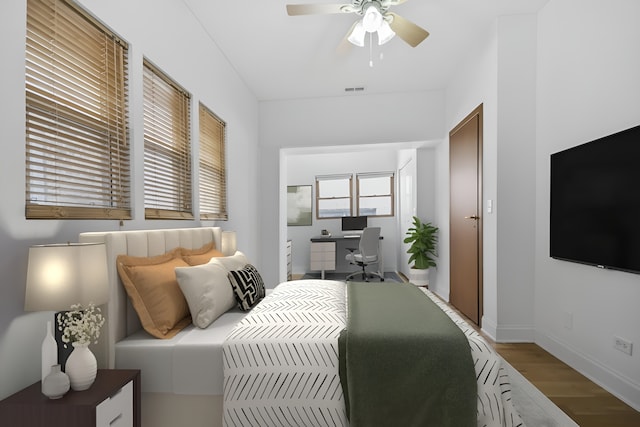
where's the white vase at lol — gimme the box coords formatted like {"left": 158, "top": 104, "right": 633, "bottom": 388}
{"left": 42, "top": 364, "right": 70, "bottom": 399}
{"left": 409, "top": 268, "right": 429, "bottom": 287}
{"left": 41, "top": 321, "right": 58, "bottom": 386}
{"left": 65, "top": 342, "right": 97, "bottom": 391}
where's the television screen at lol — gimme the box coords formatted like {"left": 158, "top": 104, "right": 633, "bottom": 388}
{"left": 550, "top": 124, "right": 640, "bottom": 274}
{"left": 342, "top": 216, "right": 367, "bottom": 232}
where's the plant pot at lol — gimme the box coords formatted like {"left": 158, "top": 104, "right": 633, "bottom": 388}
{"left": 409, "top": 268, "right": 429, "bottom": 287}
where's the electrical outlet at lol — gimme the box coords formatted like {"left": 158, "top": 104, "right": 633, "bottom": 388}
{"left": 614, "top": 336, "right": 633, "bottom": 356}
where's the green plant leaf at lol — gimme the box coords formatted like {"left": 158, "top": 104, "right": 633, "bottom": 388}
{"left": 404, "top": 216, "right": 438, "bottom": 269}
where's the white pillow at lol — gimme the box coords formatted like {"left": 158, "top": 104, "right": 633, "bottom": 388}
{"left": 208, "top": 251, "right": 249, "bottom": 271}
{"left": 175, "top": 261, "right": 236, "bottom": 329}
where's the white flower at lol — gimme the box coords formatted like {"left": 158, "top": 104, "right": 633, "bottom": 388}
{"left": 57, "top": 303, "right": 105, "bottom": 347}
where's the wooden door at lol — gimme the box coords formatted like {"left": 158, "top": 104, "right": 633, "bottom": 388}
{"left": 449, "top": 105, "right": 483, "bottom": 325}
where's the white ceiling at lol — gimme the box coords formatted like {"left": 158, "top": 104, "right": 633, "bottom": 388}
{"left": 182, "top": 0, "right": 549, "bottom": 101}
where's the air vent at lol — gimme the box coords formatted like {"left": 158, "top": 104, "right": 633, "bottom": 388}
{"left": 344, "top": 87, "right": 365, "bottom": 93}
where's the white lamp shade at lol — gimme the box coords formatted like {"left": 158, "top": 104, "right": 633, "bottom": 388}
{"left": 25, "top": 243, "right": 109, "bottom": 311}
{"left": 348, "top": 21, "right": 366, "bottom": 47}
{"left": 221, "top": 231, "right": 237, "bottom": 256}
{"left": 361, "top": 4, "right": 383, "bottom": 32}
{"left": 377, "top": 20, "right": 396, "bottom": 45}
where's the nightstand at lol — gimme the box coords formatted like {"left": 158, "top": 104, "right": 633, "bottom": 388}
{"left": 0, "top": 369, "right": 140, "bottom": 427}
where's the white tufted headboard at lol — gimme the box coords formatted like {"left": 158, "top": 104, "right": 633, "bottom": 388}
{"left": 79, "top": 227, "right": 222, "bottom": 368}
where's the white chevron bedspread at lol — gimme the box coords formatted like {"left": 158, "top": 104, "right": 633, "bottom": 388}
{"left": 222, "top": 280, "right": 525, "bottom": 427}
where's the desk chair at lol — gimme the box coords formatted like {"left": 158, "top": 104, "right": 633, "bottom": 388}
{"left": 345, "top": 227, "right": 384, "bottom": 282}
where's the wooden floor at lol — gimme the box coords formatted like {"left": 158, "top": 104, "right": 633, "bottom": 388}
{"left": 494, "top": 342, "right": 640, "bottom": 427}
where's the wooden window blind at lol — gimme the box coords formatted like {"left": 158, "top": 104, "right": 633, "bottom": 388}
{"left": 25, "top": 0, "right": 130, "bottom": 219}
{"left": 143, "top": 60, "right": 193, "bottom": 219}
{"left": 357, "top": 172, "right": 395, "bottom": 217}
{"left": 315, "top": 174, "right": 353, "bottom": 218}
{"left": 198, "top": 103, "right": 227, "bottom": 220}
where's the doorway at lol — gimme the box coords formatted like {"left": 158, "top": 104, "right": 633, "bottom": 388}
{"left": 449, "top": 105, "right": 483, "bottom": 325}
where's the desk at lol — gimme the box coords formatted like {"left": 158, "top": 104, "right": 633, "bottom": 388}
{"left": 310, "top": 235, "right": 383, "bottom": 279}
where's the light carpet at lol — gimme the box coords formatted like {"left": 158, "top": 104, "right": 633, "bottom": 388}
{"left": 504, "top": 359, "right": 579, "bottom": 427}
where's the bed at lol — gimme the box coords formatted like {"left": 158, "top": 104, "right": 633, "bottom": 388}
{"left": 79, "top": 227, "right": 525, "bottom": 427}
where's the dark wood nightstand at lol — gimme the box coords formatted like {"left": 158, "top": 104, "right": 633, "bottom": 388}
{"left": 0, "top": 369, "right": 140, "bottom": 427}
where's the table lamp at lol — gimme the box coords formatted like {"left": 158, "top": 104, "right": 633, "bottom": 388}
{"left": 24, "top": 243, "right": 109, "bottom": 384}
{"left": 221, "top": 231, "right": 237, "bottom": 256}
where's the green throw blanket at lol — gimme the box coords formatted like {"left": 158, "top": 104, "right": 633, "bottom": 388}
{"left": 338, "top": 282, "right": 476, "bottom": 427}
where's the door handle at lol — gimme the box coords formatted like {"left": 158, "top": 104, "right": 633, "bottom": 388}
{"left": 464, "top": 215, "right": 479, "bottom": 220}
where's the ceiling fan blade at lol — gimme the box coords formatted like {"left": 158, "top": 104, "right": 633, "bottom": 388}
{"left": 387, "top": 12, "right": 429, "bottom": 47}
{"left": 286, "top": 3, "right": 353, "bottom": 16}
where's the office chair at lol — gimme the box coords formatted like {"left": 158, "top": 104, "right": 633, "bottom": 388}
{"left": 345, "top": 227, "right": 384, "bottom": 282}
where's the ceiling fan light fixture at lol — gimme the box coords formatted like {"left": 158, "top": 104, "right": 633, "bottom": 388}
{"left": 361, "top": 4, "right": 383, "bottom": 33}
{"left": 347, "top": 21, "right": 366, "bottom": 47}
{"left": 377, "top": 20, "right": 395, "bottom": 45}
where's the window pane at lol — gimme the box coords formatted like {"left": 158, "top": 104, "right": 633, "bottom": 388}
{"left": 316, "top": 174, "right": 353, "bottom": 218}
{"left": 318, "top": 179, "right": 350, "bottom": 198}
{"left": 318, "top": 199, "right": 351, "bottom": 218}
{"left": 359, "top": 196, "right": 393, "bottom": 216}
{"left": 357, "top": 173, "right": 394, "bottom": 217}
{"left": 143, "top": 60, "right": 192, "bottom": 219}
{"left": 359, "top": 176, "right": 390, "bottom": 196}
{"left": 199, "top": 103, "right": 227, "bottom": 220}
{"left": 25, "top": 0, "right": 130, "bottom": 219}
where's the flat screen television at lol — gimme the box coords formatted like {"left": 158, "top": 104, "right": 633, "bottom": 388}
{"left": 342, "top": 216, "right": 367, "bottom": 233}
{"left": 550, "top": 124, "right": 640, "bottom": 274}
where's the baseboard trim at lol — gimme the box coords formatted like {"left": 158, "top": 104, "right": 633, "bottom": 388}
{"left": 481, "top": 317, "right": 534, "bottom": 343}
{"left": 481, "top": 316, "right": 497, "bottom": 341}
{"left": 496, "top": 324, "right": 535, "bottom": 342}
{"left": 535, "top": 330, "right": 640, "bottom": 412}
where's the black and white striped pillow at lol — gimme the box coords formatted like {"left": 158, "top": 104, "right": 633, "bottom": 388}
{"left": 228, "top": 264, "right": 266, "bottom": 311}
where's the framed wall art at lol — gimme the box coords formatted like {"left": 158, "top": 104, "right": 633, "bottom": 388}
{"left": 287, "top": 185, "right": 312, "bottom": 226}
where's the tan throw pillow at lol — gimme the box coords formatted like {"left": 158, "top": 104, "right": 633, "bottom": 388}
{"left": 175, "top": 260, "right": 237, "bottom": 329}
{"left": 180, "top": 241, "right": 224, "bottom": 266}
{"left": 117, "top": 249, "right": 191, "bottom": 339}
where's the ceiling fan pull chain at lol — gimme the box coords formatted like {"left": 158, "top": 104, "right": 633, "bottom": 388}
{"left": 369, "top": 32, "right": 374, "bottom": 67}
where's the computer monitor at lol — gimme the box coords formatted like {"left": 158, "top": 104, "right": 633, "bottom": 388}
{"left": 341, "top": 216, "right": 367, "bottom": 233}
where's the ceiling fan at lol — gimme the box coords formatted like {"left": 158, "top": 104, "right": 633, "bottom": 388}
{"left": 286, "top": 0, "right": 429, "bottom": 48}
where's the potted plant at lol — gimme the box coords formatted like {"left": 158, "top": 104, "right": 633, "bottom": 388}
{"left": 403, "top": 216, "right": 438, "bottom": 286}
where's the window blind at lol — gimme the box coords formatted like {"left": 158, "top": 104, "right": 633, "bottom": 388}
{"left": 143, "top": 60, "right": 193, "bottom": 219}
{"left": 25, "top": 0, "right": 130, "bottom": 219}
{"left": 198, "top": 103, "right": 227, "bottom": 220}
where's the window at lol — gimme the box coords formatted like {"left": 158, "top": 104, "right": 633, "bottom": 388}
{"left": 25, "top": 0, "right": 130, "bottom": 219}
{"left": 357, "top": 172, "right": 394, "bottom": 217}
{"left": 143, "top": 60, "right": 192, "bottom": 219}
{"left": 316, "top": 174, "right": 352, "bottom": 218}
{"left": 198, "top": 103, "right": 227, "bottom": 220}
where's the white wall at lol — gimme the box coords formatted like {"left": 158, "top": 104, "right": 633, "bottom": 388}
{"left": 259, "top": 91, "right": 446, "bottom": 286}
{"left": 534, "top": 0, "right": 640, "bottom": 409}
{"left": 495, "top": 15, "right": 538, "bottom": 341}
{"left": 0, "top": 0, "right": 259, "bottom": 400}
